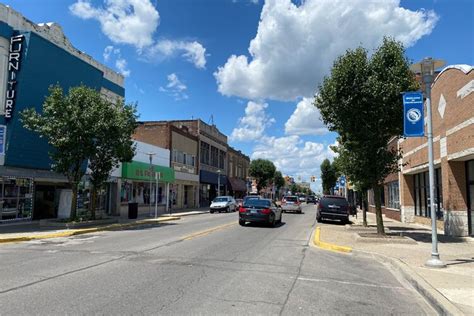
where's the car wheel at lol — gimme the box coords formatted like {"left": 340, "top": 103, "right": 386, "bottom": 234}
{"left": 226, "top": 206, "right": 230, "bottom": 213}
{"left": 277, "top": 215, "right": 282, "bottom": 224}
{"left": 239, "top": 219, "right": 246, "bottom": 226}
{"left": 210, "top": 210, "right": 214, "bottom": 214}
{"left": 297, "top": 210, "right": 302, "bottom": 214}
{"left": 316, "top": 213, "right": 322, "bottom": 222}
{"left": 268, "top": 214, "right": 276, "bottom": 227}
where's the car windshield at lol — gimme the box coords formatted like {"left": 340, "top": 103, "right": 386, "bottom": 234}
{"left": 213, "top": 197, "right": 229, "bottom": 202}
{"left": 285, "top": 196, "right": 298, "bottom": 202}
{"left": 320, "top": 197, "right": 348, "bottom": 207}
{"left": 243, "top": 199, "right": 271, "bottom": 208}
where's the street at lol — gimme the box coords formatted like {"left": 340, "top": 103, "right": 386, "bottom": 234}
{"left": 0, "top": 204, "right": 434, "bottom": 315}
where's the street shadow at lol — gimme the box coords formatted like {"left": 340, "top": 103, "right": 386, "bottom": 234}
{"left": 386, "top": 226, "right": 469, "bottom": 244}
{"left": 446, "top": 258, "right": 474, "bottom": 266}
{"left": 319, "top": 219, "right": 352, "bottom": 226}
{"left": 241, "top": 221, "right": 286, "bottom": 229}
{"left": 115, "top": 221, "right": 177, "bottom": 231}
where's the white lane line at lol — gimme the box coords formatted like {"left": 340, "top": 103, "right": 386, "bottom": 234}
{"left": 297, "top": 277, "right": 405, "bottom": 290}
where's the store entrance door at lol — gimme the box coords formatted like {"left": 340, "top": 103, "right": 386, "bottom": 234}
{"left": 34, "top": 185, "right": 58, "bottom": 220}
{"left": 467, "top": 160, "right": 474, "bottom": 236}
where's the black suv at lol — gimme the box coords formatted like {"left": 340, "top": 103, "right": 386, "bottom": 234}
{"left": 306, "top": 195, "right": 317, "bottom": 204}
{"left": 316, "top": 195, "right": 350, "bottom": 224}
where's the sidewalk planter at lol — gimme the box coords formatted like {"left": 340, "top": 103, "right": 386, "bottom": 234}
{"left": 128, "top": 202, "right": 138, "bottom": 219}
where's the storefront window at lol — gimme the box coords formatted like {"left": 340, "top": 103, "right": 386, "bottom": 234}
{"left": 121, "top": 181, "right": 164, "bottom": 204}
{"left": 414, "top": 169, "right": 442, "bottom": 219}
{"left": 387, "top": 181, "right": 400, "bottom": 210}
{"left": 0, "top": 177, "right": 33, "bottom": 221}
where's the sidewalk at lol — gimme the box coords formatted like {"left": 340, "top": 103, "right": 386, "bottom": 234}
{"left": 0, "top": 207, "right": 209, "bottom": 243}
{"left": 317, "top": 211, "right": 474, "bottom": 315}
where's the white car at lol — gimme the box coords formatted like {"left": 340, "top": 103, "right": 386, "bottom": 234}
{"left": 210, "top": 196, "right": 237, "bottom": 213}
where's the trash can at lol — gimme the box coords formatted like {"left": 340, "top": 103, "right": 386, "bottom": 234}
{"left": 128, "top": 202, "right": 138, "bottom": 219}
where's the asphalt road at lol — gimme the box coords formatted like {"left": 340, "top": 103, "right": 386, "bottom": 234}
{"left": 0, "top": 204, "right": 434, "bottom": 315}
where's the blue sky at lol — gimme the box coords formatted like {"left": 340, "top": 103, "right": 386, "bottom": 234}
{"left": 5, "top": 0, "right": 473, "bottom": 192}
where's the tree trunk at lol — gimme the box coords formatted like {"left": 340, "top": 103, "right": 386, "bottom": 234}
{"left": 90, "top": 187, "right": 97, "bottom": 220}
{"left": 373, "top": 184, "right": 385, "bottom": 235}
{"left": 362, "top": 191, "right": 368, "bottom": 227}
{"left": 70, "top": 183, "right": 78, "bottom": 220}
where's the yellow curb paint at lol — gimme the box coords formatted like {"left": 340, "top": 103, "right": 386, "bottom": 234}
{"left": 312, "top": 227, "right": 352, "bottom": 253}
{"left": 0, "top": 216, "right": 182, "bottom": 245}
{"left": 182, "top": 222, "right": 237, "bottom": 241}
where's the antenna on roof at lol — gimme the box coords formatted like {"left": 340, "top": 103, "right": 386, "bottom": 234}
{"left": 208, "top": 115, "right": 214, "bottom": 125}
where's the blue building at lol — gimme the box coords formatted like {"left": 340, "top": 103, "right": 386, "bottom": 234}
{"left": 0, "top": 4, "right": 124, "bottom": 222}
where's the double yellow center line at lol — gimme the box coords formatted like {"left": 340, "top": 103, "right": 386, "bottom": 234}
{"left": 181, "top": 222, "right": 237, "bottom": 241}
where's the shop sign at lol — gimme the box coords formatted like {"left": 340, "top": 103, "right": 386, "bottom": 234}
{"left": 5, "top": 34, "right": 24, "bottom": 121}
{"left": 122, "top": 161, "right": 175, "bottom": 182}
{"left": 403, "top": 92, "right": 424, "bottom": 137}
{"left": 0, "top": 125, "right": 5, "bottom": 155}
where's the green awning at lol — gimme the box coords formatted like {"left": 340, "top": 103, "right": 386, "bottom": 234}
{"left": 121, "top": 161, "right": 175, "bottom": 183}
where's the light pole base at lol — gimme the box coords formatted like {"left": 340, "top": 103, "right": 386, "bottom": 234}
{"left": 425, "top": 257, "right": 447, "bottom": 269}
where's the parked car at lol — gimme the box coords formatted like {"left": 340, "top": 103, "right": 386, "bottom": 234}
{"left": 298, "top": 195, "right": 307, "bottom": 203}
{"left": 210, "top": 196, "right": 237, "bottom": 213}
{"left": 243, "top": 195, "right": 261, "bottom": 205}
{"left": 316, "top": 195, "right": 350, "bottom": 223}
{"left": 280, "top": 195, "right": 302, "bottom": 213}
{"left": 306, "top": 195, "right": 317, "bottom": 204}
{"left": 239, "top": 198, "right": 282, "bottom": 227}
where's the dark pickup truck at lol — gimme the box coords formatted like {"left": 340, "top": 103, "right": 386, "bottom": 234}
{"left": 316, "top": 195, "right": 350, "bottom": 224}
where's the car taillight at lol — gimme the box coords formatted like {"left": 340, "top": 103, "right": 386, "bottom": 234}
{"left": 239, "top": 207, "right": 247, "bottom": 213}
{"left": 260, "top": 208, "right": 272, "bottom": 214}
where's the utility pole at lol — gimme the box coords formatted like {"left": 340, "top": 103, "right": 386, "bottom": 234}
{"left": 411, "top": 57, "right": 446, "bottom": 268}
{"left": 146, "top": 152, "right": 156, "bottom": 217}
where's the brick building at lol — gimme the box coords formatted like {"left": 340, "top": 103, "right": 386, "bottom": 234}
{"left": 133, "top": 122, "right": 199, "bottom": 210}
{"left": 227, "top": 146, "right": 250, "bottom": 198}
{"left": 369, "top": 65, "right": 473, "bottom": 236}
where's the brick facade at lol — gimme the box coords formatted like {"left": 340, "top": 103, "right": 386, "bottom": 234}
{"left": 400, "top": 66, "right": 474, "bottom": 236}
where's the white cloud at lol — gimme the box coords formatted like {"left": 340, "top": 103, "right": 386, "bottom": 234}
{"left": 115, "top": 58, "right": 130, "bottom": 77}
{"left": 70, "top": 0, "right": 207, "bottom": 69}
{"left": 230, "top": 101, "right": 275, "bottom": 142}
{"left": 285, "top": 97, "right": 328, "bottom": 135}
{"left": 160, "top": 73, "right": 188, "bottom": 100}
{"left": 215, "top": 0, "right": 438, "bottom": 101}
{"left": 144, "top": 40, "right": 207, "bottom": 69}
{"left": 102, "top": 46, "right": 130, "bottom": 76}
{"left": 251, "top": 135, "right": 337, "bottom": 183}
{"left": 70, "top": 0, "right": 159, "bottom": 50}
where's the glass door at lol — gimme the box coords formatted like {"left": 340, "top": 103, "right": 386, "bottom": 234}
{"left": 467, "top": 160, "right": 474, "bottom": 236}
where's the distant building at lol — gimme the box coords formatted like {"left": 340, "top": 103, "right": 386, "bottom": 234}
{"left": 227, "top": 146, "right": 250, "bottom": 198}
{"left": 133, "top": 121, "right": 199, "bottom": 210}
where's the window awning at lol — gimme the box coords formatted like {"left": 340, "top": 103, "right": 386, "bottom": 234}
{"left": 228, "top": 177, "right": 247, "bottom": 192}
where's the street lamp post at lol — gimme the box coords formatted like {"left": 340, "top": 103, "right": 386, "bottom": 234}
{"left": 410, "top": 57, "right": 446, "bottom": 268}
{"left": 146, "top": 152, "right": 156, "bottom": 217}
{"left": 155, "top": 172, "right": 161, "bottom": 218}
{"left": 217, "top": 169, "right": 221, "bottom": 197}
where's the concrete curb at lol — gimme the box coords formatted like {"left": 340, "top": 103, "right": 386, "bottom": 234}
{"left": 355, "top": 250, "right": 464, "bottom": 316}
{"left": 312, "top": 227, "right": 352, "bottom": 253}
{"left": 0, "top": 216, "right": 180, "bottom": 245}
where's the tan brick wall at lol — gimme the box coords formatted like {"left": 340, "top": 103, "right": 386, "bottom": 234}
{"left": 133, "top": 123, "right": 170, "bottom": 149}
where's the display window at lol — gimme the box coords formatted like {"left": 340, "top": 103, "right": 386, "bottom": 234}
{"left": 0, "top": 177, "right": 33, "bottom": 221}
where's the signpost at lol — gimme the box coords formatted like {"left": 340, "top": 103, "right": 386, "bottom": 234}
{"left": 403, "top": 92, "right": 424, "bottom": 137}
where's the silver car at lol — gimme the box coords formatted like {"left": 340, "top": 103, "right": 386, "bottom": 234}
{"left": 210, "top": 196, "right": 237, "bottom": 213}
{"left": 281, "top": 196, "right": 302, "bottom": 213}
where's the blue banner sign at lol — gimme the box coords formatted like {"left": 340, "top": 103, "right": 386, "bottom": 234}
{"left": 339, "top": 176, "right": 346, "bottom": 186}
{"left": 403, "top": 92, "right": 424, "bottom": 137}
{"left": 0, "top": 125, "right": 5, "bottom": 155}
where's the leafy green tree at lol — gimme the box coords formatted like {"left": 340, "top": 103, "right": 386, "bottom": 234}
{"left": 88, "top": 99, "right": 138, "bottom": 219}
{"left": 320, "top": 159, "right": 337, "bottom": 195}
{"left": 315, "top": 37, "right": 418, "bottom": 234}
{"left": 249, "top": 159, "right": 276, "bottom": 192}
{"left": 273, "top": 171, "right": 285, "bottom": 199}
{"left": 21, "top": 85, "right": 137, "bottom": 220}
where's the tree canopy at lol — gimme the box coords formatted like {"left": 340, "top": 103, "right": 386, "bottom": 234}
{"left": 249, "top": 159, "right": 276, "bottom": 191}
{"left": 320, "top": 158, "right": 337, "bottom": 195}
{"left": 21, "top": 85, "right": 137, "bottom": 220}
{"left": 315, "top": 37, "right": 418, "bottom": 233}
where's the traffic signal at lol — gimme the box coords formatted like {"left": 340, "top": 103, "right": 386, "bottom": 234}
{"left": 311, "top": 176, "right": 316, "bottom": 182}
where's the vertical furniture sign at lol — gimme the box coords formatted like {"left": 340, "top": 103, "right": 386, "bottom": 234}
{"left": 0, "top": 125, "right": 5, "bottom": 165}
{"left": 5, "top": 34, "right": 24, "bottom": 121}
